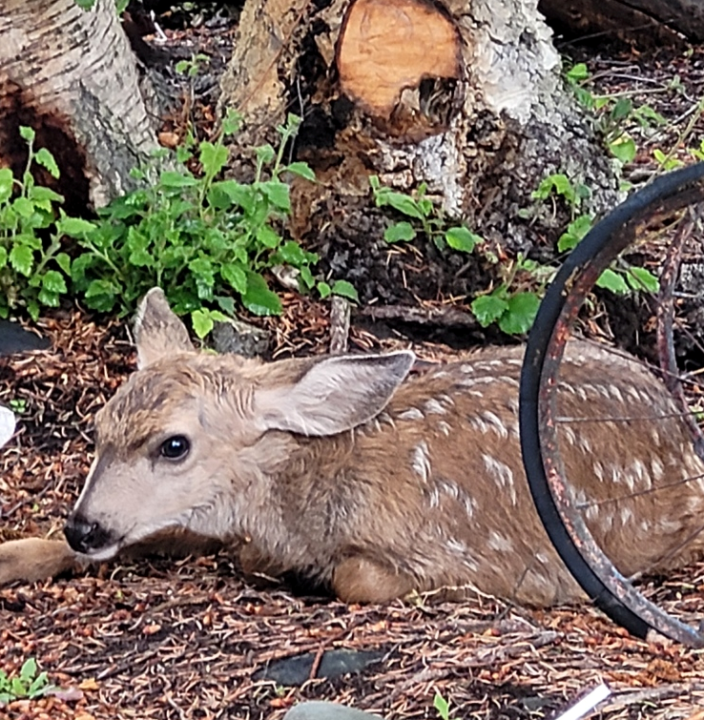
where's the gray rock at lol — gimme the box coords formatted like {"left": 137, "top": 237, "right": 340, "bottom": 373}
{"left": 0, "top": 320, "right": 49, "bottom": 355}
{"left": 283, "top": 701, "right": 384, "bottom": 720}
{"left": 211, "top": 317, "right": 269, "bottom": 357}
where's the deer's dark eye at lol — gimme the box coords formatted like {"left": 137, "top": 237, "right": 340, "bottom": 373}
{"left": 160, "top": 435, "right": 190, "bottom": 461}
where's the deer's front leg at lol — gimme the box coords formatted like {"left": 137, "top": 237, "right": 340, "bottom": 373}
{"left": 0, "top": 538, "right": 79, "bottom": 585}
{"left": 332, "top": 556, "right": 415, "bottom": 603}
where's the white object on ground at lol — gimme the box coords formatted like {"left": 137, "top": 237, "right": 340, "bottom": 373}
{"left": 554, "top": 683, "right": 611, "bottom": 720}
{"left": 0, "top": 405, "right": 16, "bottom": 448}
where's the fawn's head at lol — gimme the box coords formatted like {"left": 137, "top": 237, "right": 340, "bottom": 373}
{"left": 64, "top": 288, "right": 414, "bottom": 559}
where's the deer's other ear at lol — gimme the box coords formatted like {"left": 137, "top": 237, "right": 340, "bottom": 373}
{"left": 255, "top": 351, "right": 415, "bottom": 436}
{"left": 133, "top": 288, "right": 194, "bottom": 369}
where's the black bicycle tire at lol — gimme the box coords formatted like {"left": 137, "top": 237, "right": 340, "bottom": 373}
{"left": 519, "top": 162, "right": 704, "bottom": 646}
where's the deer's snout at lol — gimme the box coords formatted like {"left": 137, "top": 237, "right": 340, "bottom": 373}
{"left": 64, "top": 514, "right": 114, "bottom": 555}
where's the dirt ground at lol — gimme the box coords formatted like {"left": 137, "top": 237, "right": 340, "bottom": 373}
{"left": 3, "top": 6, "right": 704, "bottom": 720}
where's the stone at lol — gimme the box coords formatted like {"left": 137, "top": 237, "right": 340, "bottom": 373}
{"left": 283, "top": 701, "right": 384, "bottom": 720}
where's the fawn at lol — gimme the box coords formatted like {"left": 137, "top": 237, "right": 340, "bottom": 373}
{"left": 1, "top": 287, "right": 704, "bottom": 606}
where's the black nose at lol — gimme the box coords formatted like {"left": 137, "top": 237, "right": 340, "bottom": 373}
{"left": 64, "top": 514, "right": 112, "bottom": 554}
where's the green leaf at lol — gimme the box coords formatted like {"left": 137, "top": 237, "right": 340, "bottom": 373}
{"left": 200, "top": 142, "right": 229, "bottom": 178}
{"left": 255, "top": 144, "right": 276, "bottom": 165}
{"left": 37, "top": 287, "right": 60, "bottom": 307}
{"left": 375, "top": 189, "right": 424, "bottom": 220}
{"left": 608, "top": 136, "right": 636, "bottom": 164}
{"left": 277, "top": 240, "right": 315, "bottom": 267}
{"left": 625, "top": 266, "right": 659, "bottom": 293}
{"left": 256, "top": 225, "right": 281, "bottom": 249}
{"left": 9, "top": 245, "right": 34, "bottom": 276}
{"left": 57, "top": 216, "right": 97, "bottom": 237}
{"left": 596, "top": 268, "right": 629, "bottom": 294}
{"left": 83, "top": 278, "right": 119, "bottom": 312}
{"left": 221, "top": 109, "right": 243, "bottom": 137}
{"left": 261, "top": 181, "right": 291, "bottom": 212}
{"left": 211, "top": 180, "right": 254, "bottom": 213}
{"left": 445, "top": 226, "right": 481, "bottom": 253}
{"left": 285, "top": 162, "right": 316, "bottom": 182}
{"left": 242, "top": 272, "right": 282, "bottom": 315}
{"left": 299, "top": 265, "right": 315, "bottom": 289}
{"left": 221, "top": 263, "right": 248, "bottom": 294}
{"left": 55, "top": 252, "right": 71, "bottom": 274}
{"left": 610, "top": 96, "right": 633, "bottom": 122}
{"left": 0, "top": 247, "right": 7, "bottom": 269}
{"left": 13, "top": 197, "right": 35, "bottom": 219}
{"left": 384, "top": 222, "right": 416, "bottom": 243}
{"left": 317, "top": 281, "right": 331, "bottom": 299}
{"left": 557, "top": 214, "right": 593, "bottom": 252}
{"left": 215, "top": 294, "right": 236, "bottom": 315}
{"left": 191, "top": 309, "right": 214, "bottom": 339}
{"left": 30, "top": 185, "right": 64, "bottom": 205}
{"left": 498, "top": 292, "right": 540, "bottom": 335}
{"left": 19, "top": 126, "right": 35, "bottom": 144}
{"left": 159, "top": 170, "right": 199, "bottom": 188}
{"left": 128, "top": 248, "right": 153, "bottom": 267}
{"left": 19, "top": 659, "right": 37, "bottom": 685}
{"left": 565, "top": 62, "right": 589, "bottom": 84}
{"left": 331, "top": 279, "right": 359, "bottom": 302}
{"left": 34, "top": 148, "right": 60, "bottom": 179}
{"left": 42, "top": 270, "right": 67, "bottom": 294}
{"left": 0, "top": 167, "right": 14, "bottom": 203}
{"left": 471, "top": 293, "right": 509, "bottom": 327}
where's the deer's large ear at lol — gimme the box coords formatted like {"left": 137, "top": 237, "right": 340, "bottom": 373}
{"left": 255, "top": 351, "right": 415, "bottom": 436}
{"left": 133, "top": 288, "right": 194, "bottom": 369}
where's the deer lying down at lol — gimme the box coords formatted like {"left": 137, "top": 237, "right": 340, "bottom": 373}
{"left": 2, "top": 287, "right": 704, "bottom": 606}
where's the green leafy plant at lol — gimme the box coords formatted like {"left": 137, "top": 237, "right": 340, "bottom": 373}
{"left": 433, "top": 691, "right": 455, "bottom": 720}
{"left": 470, "top": 254, "right": 544, "bottom": 335}
{"left": 0, "top": 659, "right": 55, "bottom": 705}
{"left": 70, "top": 112, "right": 338, "bottom": 336}
{"left": 533, "top": 172, "right": 659, "bottom": 296}
{"left": 175, "top": 53, "right": 210, "bottom": 78}
{"left": 0, "top": 126, "right": 72, "bottom": 320}
{"left": 564, "top": 62, "right": 665, "bottom": 165}
{"left": 8, "top": 398, "right": 26, "bottom": 414}
{"left": 369, "top": 176, "right": 482, "bottom": 254}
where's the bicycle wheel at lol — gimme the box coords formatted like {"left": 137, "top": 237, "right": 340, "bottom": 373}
{"left": 520, "top": 162, "right": 704, "bottom": 647}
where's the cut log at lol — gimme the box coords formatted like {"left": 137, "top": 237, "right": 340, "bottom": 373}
{"left": 0, "top": 0, "right": 158, "bottom": 211}
{"left": 220, "top": 0, "right": 621, "bottom": 305}
{"left": 539, "top": 0, "right": 704, "bottom": 46}
{"left": 337, "top": 0, "right": 461, "bottom": 121}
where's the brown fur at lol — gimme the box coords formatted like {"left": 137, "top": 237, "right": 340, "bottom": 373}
{"left": 2, "top": 288, "right": 704, "bottom": 606}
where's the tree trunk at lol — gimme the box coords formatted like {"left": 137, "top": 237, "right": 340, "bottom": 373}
{"left": 0, "top": 0, "right": 158, "bottom": 212}
{"left": 219, "top": 0, "right": 620, "bottom": 308}
{"left": 539, "top": 0, "right": 704, "bottom": 46}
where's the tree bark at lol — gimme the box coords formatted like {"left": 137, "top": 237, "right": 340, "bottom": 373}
{"left": 539, "top": 0, "right": 704, "bottom": 46}
{"left": 219, "top": 0, "right": 620, "bottom": 306}
{"left": 0, "top": 0, "right": 158, "bottom": 212}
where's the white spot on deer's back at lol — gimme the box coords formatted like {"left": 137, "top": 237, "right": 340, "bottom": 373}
{"left": 398, "top": 408, "right": 424, "bottom": 421}
{"left": 650, "top": 457, "right": 664, "bottom": 482}
{"left": 482, "top": 454, "right": 516, "bottom": 504}
{"left": 424, "top": 399, "right": 446, "bottom": 415}
{"left": 412, "top": 441, "right": 431, "bottom": 483}
{"left": 488, "top": 531, "right": 513, "bottom": 552}
{"left": 480, "top": 411, "right": 508, "bottom": 438}
{"left": 437, "top": 420, "right": 452, "bottom": 436}
{"left": 437, "top": 478, "right": 477, "bottom": 518}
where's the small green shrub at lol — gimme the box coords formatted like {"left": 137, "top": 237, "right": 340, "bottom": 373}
{"left": 0, "top": 658, "right": 55, "bottom": 705}
{"left": 370, "top": 176, "right": 482, "bottom": 254}
{"left": 0, "top": 126, "right": 71, "bottom": 320}
{"left": 1, "top": 115, "right": 350, "bottom": 336}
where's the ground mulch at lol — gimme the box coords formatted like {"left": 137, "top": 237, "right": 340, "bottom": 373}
{"left": 3, "top": 308, "right": 704, "bottom": 720}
